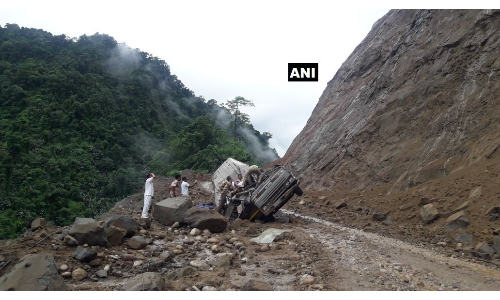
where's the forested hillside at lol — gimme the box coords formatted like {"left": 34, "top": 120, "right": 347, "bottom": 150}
{"left": 0, "top": 24, "right": 278, "bottom": 238}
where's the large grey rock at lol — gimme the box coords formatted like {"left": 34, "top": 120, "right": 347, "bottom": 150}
{"left": 128, "top": 236, "right": 147, "bottom": 250}
{"left": 454, "top": 232, "right": 474, "bottom": 244}
{"left": 475, "top": 242, "right": 495, "bottom": 260}
{"left": 189, "top": 260, "right": 210, "bottom": 270}
{"left": 212, "top": 254, "right": 232, "bottom": 268}
{"left": 241, "top": 280, "right": 273, "bottom": 291}
{"left": 163, "top": 267, "right": 195, "bottom": 281}
{"left": 121, "top": 272, "right": 164, "bottom": 291}
{"left": 104, "top": 215, "right": 137, "bottom": 237}
{"left": 153, "top": 197, "right": 193, "bottom": 226}
{"left": 182, "top": 207, "right": 228, "bottom": 233}
{"left": 335, "top": 199, "right": 347, "bottom": 209}
{"left": 73, "top": 246, "right": 97, "bottom": 262}
{"left": 487, "top": 205, "right": 500, "bottom": 216}
{"left": 159, "top": 251, "right": 172, "bottom": 261}
{"left": 0, "top": 253, "right": 67, "bottom": 291}
{"left": 63, "top": 235, "right": 78, "bottom": 246}
{"left": 69, "top": 217, "right": 107, "bottom": 246}
{"left": 106, "top": 225, "right": 128, "bottom": 246}
{"left": 493, "top": 236, "right": 500, "bottom": 254}
{"left": 420, "top": 204, "right": 439, "bottom": 223}
{"left": 95, "top": 270, "right": 108, "bottom": 278}
{"left": 372, "top": 213, "right": 387, "bottom": 221}
{"left": 445, "top": 211, "right": 470, "bottom": 230}
{"left": 31, "top": 218, "right": 46, "bottom": 231}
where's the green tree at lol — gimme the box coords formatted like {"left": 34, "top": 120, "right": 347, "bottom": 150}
{"left": 221, "top": 96, "right": 254, "bottom": 140}
{"left": 0, "top": 25, "right": 276, "bottom": 239}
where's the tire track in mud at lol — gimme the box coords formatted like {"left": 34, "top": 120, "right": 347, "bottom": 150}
{"left": 282, "top": 209, "right": 500, "bottom": 291}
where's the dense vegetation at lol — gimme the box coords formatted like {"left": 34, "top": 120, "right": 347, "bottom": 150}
{"left": 0, "top": 24, "right": 278, "bottom": 239}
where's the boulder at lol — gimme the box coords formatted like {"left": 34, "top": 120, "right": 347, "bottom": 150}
{"left": 72, "top": 268, "right": 87, "bottom": 281}
{"left": 123, "top": 254, "right": 138, "bottom": 261}
{"left": 31, "top": 218, "right": 46, "bottom": 231}
{"left": 445, "top": 211, "right": 470, "bottom": 230}
{"left": 104, "top": 215, "right": 137, "bottom": 237}
{"left": 190, "top": 228, "right": 201, "bottom": 236}
{"left": 182, "top": 207, "right": 228, "bottom": 233}
{"left": 335, "top": 199, "right": 347, "bottom": 209}
{"left": 241, "top": 280, "right": 273, "bottom": 291}
{"left": 300, "top": 274, "right": 316, "bottom": 285}
{"left": 420, "top": 204, "right": 440, "bottom": 223}
{"left": 159, "top": 251, "right": 172, "bottom": 261}
{"left": 138, "top": 217, "right": 152, "bottom": 229}
{"left": 89, "top": 259, "right": 102, "bottom": 267}
{"left": 493, "top": 236, "right": 500, "bottom": 254}
{"left": 189, "top": 260, "right": 210, "bottom": 270}
{"left": 69, "top": 218, "right": 107, "bottom": 246}
{"left": 73, "top": 246, "right": 97, "bottom": 262}
{"left": 372, "top": 213, "right": 387, "bottom": 221}
{"left": 486, "top": 205, "right": 500, "bottom": 216}
{"left": 63, "top": 235, "right": 78, "bottom": 246}
{"left": 95, "top": 270, "right": 107, "bottom": 278}
{"left": 0, "top": 253, "right": 67, "bottom": 291}
{"left": 128, "top": 236, "right": 147, "bottom": 250}
{"left": 231, "top": 218, "right": 244, "bottom": 229}
{"left": 153, "top": 197, "right": 192, "bottom": 226}
{"left": 454, "top": 232, "right": 474, "bottom": 244}
{"left": 212, "top": 254, "right": 232, "bottom": 268}
{"left": 121, "top": 272, "right": 164, "bottom": 291}
{"left": 106, "top": 225, "right": 128, "bottom": 246}
{"left": 475, "top": 242, "right": 495, "bottom": 260}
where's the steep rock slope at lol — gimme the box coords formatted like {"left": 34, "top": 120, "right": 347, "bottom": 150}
{"left": 281, "top": 10, "right": 500, "bottom": 192}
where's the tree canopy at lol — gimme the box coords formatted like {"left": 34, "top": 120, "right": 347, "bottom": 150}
{"left": 0, "top": 24, "right": 278, "bottom": 239}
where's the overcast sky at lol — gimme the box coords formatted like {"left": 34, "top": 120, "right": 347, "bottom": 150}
{"left": 1, "top": 2, "right": 390, "bottom": 156}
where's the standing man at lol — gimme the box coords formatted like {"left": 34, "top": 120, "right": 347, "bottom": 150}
{"left": 169, "top": 174, "right": 181, "bottom": 197}
{"left": 141, "top": 173, "right": 155, "bottom": 218}
{"left": 216, "top": 176, "right": 234, "bottom": 213}
{"left": 181, "top": 177, "right": 198, "bottom": 196}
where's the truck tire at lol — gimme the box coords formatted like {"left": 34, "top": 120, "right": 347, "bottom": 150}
{"left": 294, "top": 186, "right": 303, "bottom": 196}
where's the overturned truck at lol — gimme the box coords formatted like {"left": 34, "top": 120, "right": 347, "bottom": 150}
{"left": 212, "top": 158, "right": 303, "bottom": 221}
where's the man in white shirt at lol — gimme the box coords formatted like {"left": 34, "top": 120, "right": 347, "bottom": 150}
{"left": 141, "top": 173, "right": 155, "bottom": 218}
{"left": 234, "top": 173, "right": 244, "bottom": 190}
{"left": 181, "top": 177, "right": 197, "bottom": 196}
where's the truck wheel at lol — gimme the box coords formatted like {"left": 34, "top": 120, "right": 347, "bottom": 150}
{"left": 294, "top": 187, "right": 303, "bottom": 196}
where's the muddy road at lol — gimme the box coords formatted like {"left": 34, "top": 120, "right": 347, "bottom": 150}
{"left": 280, "top": 210, "right": 500, "bottom": 291}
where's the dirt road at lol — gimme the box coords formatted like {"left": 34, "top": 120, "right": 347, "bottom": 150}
{"left": 282, "top": 210, "right": 500, "bottom": 291}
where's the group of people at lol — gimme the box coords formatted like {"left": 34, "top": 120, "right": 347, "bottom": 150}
{"left": 141, "top": 165, "right": 261, "bottom": 219}
{"left": 215, "top": 165, "right": 261, "bottom": 213}
{"left": 141, "top": 173, "right": 197, "bottom": 219}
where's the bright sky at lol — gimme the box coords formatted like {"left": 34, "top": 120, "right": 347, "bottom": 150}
{"left": 1, "top": 2, "right": 390, "bottom": 156}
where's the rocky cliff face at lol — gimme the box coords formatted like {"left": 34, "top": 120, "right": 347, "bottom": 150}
{"left": 281, "top": 10, "right": 500, "bottom": 192}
